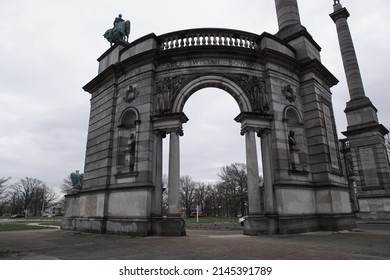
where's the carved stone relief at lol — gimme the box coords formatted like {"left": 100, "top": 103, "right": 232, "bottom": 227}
{"left": 226, "top": 74, "right": 269, "bottom": 113}
{"left": 154, "top": 73, "right": 269, "bottom": 115}
{"left": 155, "top": 76, "right": 185, "bottom": 114}
{"left": 282, "top": 84, "right": 297, "bottom": 103}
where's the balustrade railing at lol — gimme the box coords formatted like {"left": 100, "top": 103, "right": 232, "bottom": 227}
{"left": 159, "top": 28, "right": 260, "bottom": 51}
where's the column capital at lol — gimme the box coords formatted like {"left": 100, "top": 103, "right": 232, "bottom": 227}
{"left": 166, "top": 127, "right": 184, "bottom": 136}
{"left": 235, "top": 112, "right": 272, "bottom": 136}
{"left": 151, "top": 112, "right": 188, "bottom": 137}
{"left": 240, "top": 126, "right": 261, "bottom": 136}
{"left": 257, "top": 128, "right": 272, "bottom": 137}
{"left": 330, "top": 7, "right": 350, "bottom": 23}
{"left": 153, "top": 129, "right": 167, "bottom": 138}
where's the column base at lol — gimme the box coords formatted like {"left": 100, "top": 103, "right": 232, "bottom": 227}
{"left": 151, "top": 216, "right": 186, "bottom": 236}
{"left": 243, "top": 214, "right": 278, "bottom": 235}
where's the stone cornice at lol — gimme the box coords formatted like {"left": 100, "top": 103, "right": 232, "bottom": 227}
{"left": 299, "top": 58, "right": 339, "bottom": 87}
{"left": 342, "top": 123, "right": 389, "bottom": 137}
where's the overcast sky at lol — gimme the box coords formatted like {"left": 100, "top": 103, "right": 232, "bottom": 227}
{"left": 1, "top": 0, "right": 389, "bottom": 192}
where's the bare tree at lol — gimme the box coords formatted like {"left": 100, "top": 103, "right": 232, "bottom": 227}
{"left": 385, "top": 132, "right": 390, "bottom": 163}
{"left": 11, "top": 177, "right": 58, "bottom": 216}
{"left": 0, "top": 177, "right": 11, "bottom": 215}
{"left": 0, "top": 177, "right": 10, "bottom": 199}
{"left": 218, "top": 163, "right": 248, "bottom": 217}
{"left": 161, "top": 174, "right": 168, "bottom": 215}
{"left": 179, "top": 175, "right": 196, "bottom": 217}
{"left": 60, "top": 175, "right": 73, "bottom": 194}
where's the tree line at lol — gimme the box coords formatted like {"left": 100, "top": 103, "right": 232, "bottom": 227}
{"left": 0, "top": 162, "right": 263, "bottom": 218}
{"left": 167, "top": 162, "right": 263, "bottom": 218}
{"left": 0, "top": 177, "right": 59, "bottom": 216}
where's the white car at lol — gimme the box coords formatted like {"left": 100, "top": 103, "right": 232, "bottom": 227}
{"left": 238, "top": 216, "right": 247, "bottom": 226}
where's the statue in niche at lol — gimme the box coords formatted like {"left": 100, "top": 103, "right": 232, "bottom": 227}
{"left": 124, "top": 133, "right": 136, "bottom": 172}
{"left": 70, "top": 170, "right": 83, "bottom": 189}
{"left": 288, "top": 130, "right": 301, "bottom": 170}
{"left": 103, "top": 14, "right": 131, "bottom": 46}
{"left": 288, "top": 130, "right": 297, "bottom": 149}
{"left": 126, "top": 133, "right": 136, "bottom": 152}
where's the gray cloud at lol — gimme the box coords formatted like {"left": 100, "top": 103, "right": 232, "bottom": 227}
{"left": 1, "top": 0, "right": 389, "bottom": 190}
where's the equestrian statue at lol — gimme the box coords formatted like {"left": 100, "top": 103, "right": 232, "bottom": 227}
{"left": 103, "top": 14, "right": 131, "bottom": 46}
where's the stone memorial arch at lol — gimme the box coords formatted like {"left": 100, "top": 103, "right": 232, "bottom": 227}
{"left": 62, "top": 0, "right": 357, "bottom": 236}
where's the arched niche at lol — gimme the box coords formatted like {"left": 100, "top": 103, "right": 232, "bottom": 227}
{"left": 117, "top": 108, "right": 140, "bottom": 173}
{"left": 284, "top": 106, "right": 308, "bottom": 172}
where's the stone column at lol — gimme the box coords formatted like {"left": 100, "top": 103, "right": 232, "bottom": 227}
{"left": 274, "top": 0, "right": 301, "bottom": 30}
{"left": 167, "top": 128, "right": 181, "bottom": 216}
{"left": 259, "top": 129, "right": 275, "bottom": 214}
{"left": 244, "top": 129, "right": 262, "bottom": 216}
{"left": 152, "top": 131, "right": 165, "bottom": 216}
{"left": 330, "top": 3, "right": 366, "bottom": 101}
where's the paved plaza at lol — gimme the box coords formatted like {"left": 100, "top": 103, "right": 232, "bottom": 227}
{"left": 0, "top": 223, "right": 389, "bottom": 260}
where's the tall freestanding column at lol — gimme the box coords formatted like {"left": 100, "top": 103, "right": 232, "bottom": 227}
{"left": 168, "top": 129, "right": 181, "bottom": 216}
{"left": 330, "top": 1, "right": 368, "bottom": 102}
{"left": 260, "top": 129, "right": 275, "bottom": 215}
{"left": 274, "top": 0, "right": 301, "bottom": 30}
{"left": 152, "top": 131, "right": 165, "bottom": 216}
{"left": 245, "top": 129, "right": 262, "bottom": 216}
{"left": 330, "top": 1, "right": 390, "bottom": 219}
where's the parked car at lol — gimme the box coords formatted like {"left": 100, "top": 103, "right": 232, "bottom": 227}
{"left": 10, "top": 214, "right": 25, "bottom": 219}
{"left": 190, "top": 211, "right": 205, "bottom": 217}
{"left": 238, "top": 215, "right": 247, "bottom": 226}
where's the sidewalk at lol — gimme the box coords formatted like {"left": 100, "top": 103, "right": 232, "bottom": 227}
{"left": 0, "top": 224, "right": 389, "bottom": 260}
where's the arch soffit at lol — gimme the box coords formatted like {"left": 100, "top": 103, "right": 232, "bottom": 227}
{"left": 172, "top": 75, "right": 252, "bottom": 114}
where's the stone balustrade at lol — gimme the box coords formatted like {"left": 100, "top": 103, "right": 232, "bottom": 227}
{"left": 159, "top": 28, "right": 260, "bottom": 50}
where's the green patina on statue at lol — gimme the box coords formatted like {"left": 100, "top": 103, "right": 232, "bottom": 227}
{"left": 103, "top": 14, "right": 131, "bottom": 46}
{"left": 70, "top": 170, "right": 83, "bottom": 189}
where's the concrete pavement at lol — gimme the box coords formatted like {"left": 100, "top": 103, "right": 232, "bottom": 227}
{"left": 0, "top": 223, "right": 389, "bottom": 260}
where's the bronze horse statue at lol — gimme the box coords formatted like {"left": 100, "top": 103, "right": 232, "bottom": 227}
{"left": 104, "top": 20, "right": 131, "bottom": 46}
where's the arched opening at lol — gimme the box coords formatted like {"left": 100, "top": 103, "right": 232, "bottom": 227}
{"left": 181, "top": 88, "right": 244, "bottom": 182}
{"left": 162, "top": 87, "right": 263, "bottom": 219}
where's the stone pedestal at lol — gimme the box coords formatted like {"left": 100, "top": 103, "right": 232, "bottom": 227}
{"left": 151, "top": 216, "right": 186, "bottom": 236}
{"left": 243, "top": 215, "right": 278, "bottom": 235}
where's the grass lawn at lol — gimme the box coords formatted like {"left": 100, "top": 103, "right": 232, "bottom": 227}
{"left": 0, "top": 224, "right": 49, "bottom": 231}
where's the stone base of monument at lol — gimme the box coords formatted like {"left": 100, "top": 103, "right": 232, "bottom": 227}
{"left": 61, "top": 217, "right": 152, "bottom": 236}
{"left": 318, "top": 213, "right": 357, "bottom": 231}
{"left": 243, "top": 214, "right": 278, "bottom": 235}
{"left": 61, "top": 217, "right": 106, "bottom": 234}
{"left": 243, "top": 213, "right": 356, "bottom": 235}
{"left": 151, "top": 216, "right": 186, "bottom": 236}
